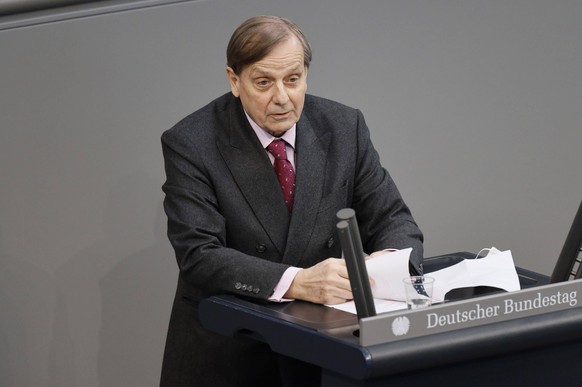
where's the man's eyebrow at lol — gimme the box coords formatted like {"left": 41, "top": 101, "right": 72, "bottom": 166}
{"left": 249, "top": 64, "right": 304, "bottom": 77}
{"left": 249, "top": 68, "right": 273, "bottom": 77}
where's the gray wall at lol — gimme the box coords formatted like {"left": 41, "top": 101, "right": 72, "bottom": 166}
{"left": 1, "top": 0, "right": 580, "bottom": 385}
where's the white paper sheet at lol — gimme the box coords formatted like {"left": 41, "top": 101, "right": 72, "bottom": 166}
{"left": 330, "top": 298, "right": 408, "bottom": 315}
{"left": 367, "top": 248, "right": 413, "bottom": 301}
{"left": 328, "top": 248, "right": 521, "bottom": 315}
{"left": 430, "top": 249, "right": 521, "bottom": 301}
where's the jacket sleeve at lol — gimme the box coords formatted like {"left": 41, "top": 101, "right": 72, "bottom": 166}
{"left": 350, "top": 110, "right": 424, "bottom": 274}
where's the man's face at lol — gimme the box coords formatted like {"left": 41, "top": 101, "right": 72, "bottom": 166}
{"left": 227, "top": 35, "right": 308, "bottom": 137}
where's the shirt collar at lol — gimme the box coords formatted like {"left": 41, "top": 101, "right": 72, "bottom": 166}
{"left": 244, "top": 111, "right": 296, "bottom": 150}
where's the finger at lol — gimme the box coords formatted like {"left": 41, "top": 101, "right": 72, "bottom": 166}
{"left": 331, "top": 286, "right": 353, "bottom": 302}
{"left": 325, "top": 295, "right": 352, "bottom": 305}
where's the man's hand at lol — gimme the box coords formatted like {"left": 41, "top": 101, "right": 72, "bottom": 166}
{"left": 284, "top": 258, "right": 352, "bottom": 305}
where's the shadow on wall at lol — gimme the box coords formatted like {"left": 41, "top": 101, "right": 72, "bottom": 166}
{"left": 46, "top": 172, "right": 176, "bottom": 387}
{"left": 97, "top": 204, "right": 176, "bottom": 386}
{"left": 0, "top": 253, "right": 57, "bottom": 387}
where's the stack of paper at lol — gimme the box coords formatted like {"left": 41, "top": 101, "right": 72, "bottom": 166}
{"left": 330, "top": 248, "right": 521, "bottom": 315}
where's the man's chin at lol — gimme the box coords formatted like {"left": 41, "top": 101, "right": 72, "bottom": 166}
{"left": 264, "top": 121, "right": 296, "bottom": 136}
{"left": 265, "top": 128, "right": 290, "bottom": 137}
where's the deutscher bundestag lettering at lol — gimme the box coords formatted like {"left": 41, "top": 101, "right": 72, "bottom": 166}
{"left": 427, "top": 290, "right": 577, "bottom": 329}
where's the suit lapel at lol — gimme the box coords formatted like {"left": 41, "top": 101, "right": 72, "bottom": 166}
{"left": 283, "top": 114, "right": 331, "bottom": 266}
{"left": 217, "top": 100, "right": 290, "bottom": 256}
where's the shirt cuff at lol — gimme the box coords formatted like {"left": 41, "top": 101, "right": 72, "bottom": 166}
{"left": 268, "top": 266, "right": 302, "bottom": 302}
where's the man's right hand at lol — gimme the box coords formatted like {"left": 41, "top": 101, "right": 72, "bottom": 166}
{"left": 283, "top": 258, "right": 353, "bottom": 305}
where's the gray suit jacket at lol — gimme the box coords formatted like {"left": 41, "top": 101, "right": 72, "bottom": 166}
{"left": 159, "top": 93, "right": 423, "bottom": 386}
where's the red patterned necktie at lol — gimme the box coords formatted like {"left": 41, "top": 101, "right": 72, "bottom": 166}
{"left": 266, "top": 140, "right": 295, "bottom": 212}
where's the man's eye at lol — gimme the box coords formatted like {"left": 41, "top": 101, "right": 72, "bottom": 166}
{"left": 257, "top": 80, "right": 270, "bottom": 87}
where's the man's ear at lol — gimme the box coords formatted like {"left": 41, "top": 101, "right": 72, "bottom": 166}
{"left": 226, "top": 67, "right": 240, "bottom": 97}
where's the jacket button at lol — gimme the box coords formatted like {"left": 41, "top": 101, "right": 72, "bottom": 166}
{"left": 253, "top": 288, "right": 260, "bottom": 294}
{"left": 235, "top": 282, "right": 242, "bottom": 290}
{"left": 247, "top": 285, "right": 253, "bottom": 292}
{"left": 256, "top": 244, "right": 266, "bottom": 253}
{"left": 327, "top": 237, "right": 334, "bottom": 249}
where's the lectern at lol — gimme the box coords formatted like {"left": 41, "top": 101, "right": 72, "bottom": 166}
{"left": 199, "top": 255, "right": 582, "bottom": 386}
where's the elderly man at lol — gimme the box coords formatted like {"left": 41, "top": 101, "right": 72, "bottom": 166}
{"left": 160, "top": 15, "right": 423, "bottom": 387}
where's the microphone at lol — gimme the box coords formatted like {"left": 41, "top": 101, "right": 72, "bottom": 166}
{"left": 336, "top": 208, "right": 376, "bottom": 319}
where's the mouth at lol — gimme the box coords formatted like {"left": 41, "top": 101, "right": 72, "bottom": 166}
{"left": 270, "top": 111, "right": 291, "bottom": 120}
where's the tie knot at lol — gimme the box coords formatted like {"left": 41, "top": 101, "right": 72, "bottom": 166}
{"left": 266, "top": 140, "right": 288, "bottom": 160}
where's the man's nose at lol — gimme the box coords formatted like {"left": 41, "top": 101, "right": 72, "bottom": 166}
{"left": 272, "top": 82, "right": 290, "bottom": 104}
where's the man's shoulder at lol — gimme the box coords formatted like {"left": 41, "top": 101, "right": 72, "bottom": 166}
{"left": 304, "top": 94, "right": 356, "bottom": 112}
{"left": 170, "top": 93, "right": 233, "bottom": 127}
{"left": 303, "top": 94, "right": 360, "bottom": 128}
{"left": 162, "top": 93, "right": 236, "bottom": 140}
